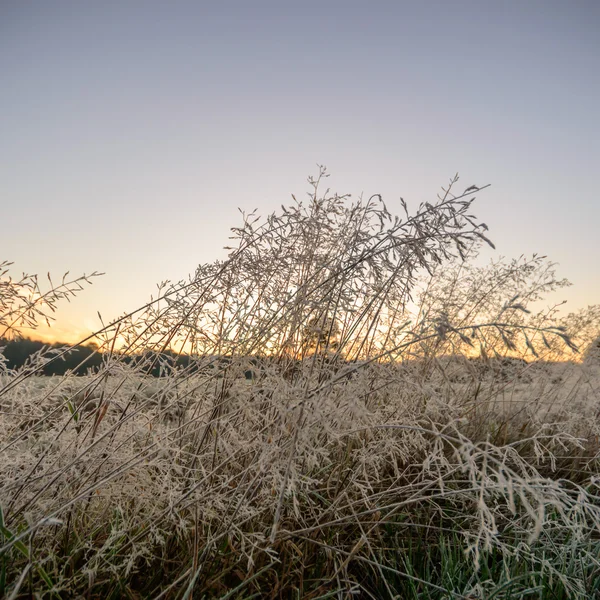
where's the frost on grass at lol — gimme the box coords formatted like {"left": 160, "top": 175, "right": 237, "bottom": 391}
{"left": 1, "top": 170, "right": 600, "bottom": 598}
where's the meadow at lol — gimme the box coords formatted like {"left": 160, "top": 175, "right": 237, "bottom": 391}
{"left": 2, "top": 170, "right": 600, "bottom": 599}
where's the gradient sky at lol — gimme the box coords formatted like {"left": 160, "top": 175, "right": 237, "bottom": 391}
{"left": 1, "top": 1, "right": 599, "bottom": 343}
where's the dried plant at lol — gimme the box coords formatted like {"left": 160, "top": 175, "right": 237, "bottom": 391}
{"left": 1, "top": 171, "right": 599, "bottom": 599}
{"left": 0, "top": 261, "right": 102, "bottom": 340}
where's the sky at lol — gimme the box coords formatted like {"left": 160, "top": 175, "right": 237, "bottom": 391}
{"left": 1, "top": 0, "right": 599, "bottom": 344}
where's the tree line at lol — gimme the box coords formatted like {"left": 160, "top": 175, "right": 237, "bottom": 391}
{"left": 0, "top": 337, "right": 195, "bottom": 377}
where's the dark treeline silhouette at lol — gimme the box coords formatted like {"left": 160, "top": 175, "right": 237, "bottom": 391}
{"left": 1, "top": 337, "right": 533, "bottom": 381}
{"left": 0, "top": 337, "right": 345, "bottom": 380}
{"left": 0, "top": 337, "right": 104, "bottom": 376}
{"left": 0, "top": 338, "right": 194, "bottom": 377}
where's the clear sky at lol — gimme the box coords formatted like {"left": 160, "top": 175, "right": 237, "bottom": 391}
{"left": 1, "top": 1, "right": 598, "bottom": 343}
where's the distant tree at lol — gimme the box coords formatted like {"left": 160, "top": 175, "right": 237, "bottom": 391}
{"left": 0, "top": 337, "right": 104, "bottom": 375}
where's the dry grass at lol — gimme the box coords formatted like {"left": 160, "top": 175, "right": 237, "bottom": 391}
{"left": 1, "top": 170, "right": 600, "bottom": 598}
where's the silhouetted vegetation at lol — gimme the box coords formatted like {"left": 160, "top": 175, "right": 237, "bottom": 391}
{"left": 0, "top": 337, "right": 207, "bottom": 377}
{"left": 2, "top": 172, "right": 600, "bottom": 598}
{"left": 0, "top": 337, "right": 103, "bottom": 375}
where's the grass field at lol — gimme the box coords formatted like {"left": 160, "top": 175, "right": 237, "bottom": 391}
{"left": 2, "top": 172, "right": 600, "bottom": 598}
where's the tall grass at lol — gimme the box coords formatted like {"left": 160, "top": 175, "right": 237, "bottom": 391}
{"left": 1, "top": 170, "right": 599, "bottom": 598}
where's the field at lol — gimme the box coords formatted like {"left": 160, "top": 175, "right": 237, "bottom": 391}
{"left": 2, "top": 173, "right": 600, "bottom": 598}
{"left": 1, "top": 355, "right": 600, "bottom": 599}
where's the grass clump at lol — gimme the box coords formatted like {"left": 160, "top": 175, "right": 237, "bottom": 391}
{"left": 1, "top": 169, "right": 600, "bottom": 598}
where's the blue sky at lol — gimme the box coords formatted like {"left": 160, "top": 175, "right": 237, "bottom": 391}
{"left": 1, "top": 1, "right": 598, "bottom": 342}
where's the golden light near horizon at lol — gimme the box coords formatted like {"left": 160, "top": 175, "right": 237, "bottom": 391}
{"left": 3, "top": 175, "right": 596, "bottom": 365}
{"left": 21, "top": 321, "right": 96, "bottom": 346}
